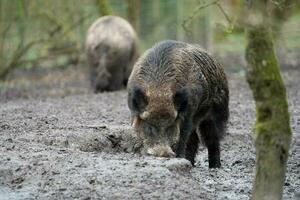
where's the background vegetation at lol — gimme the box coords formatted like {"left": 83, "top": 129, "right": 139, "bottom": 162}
{"left": 1, "top": 0, "right": 299, "bottom": 79}
{"left": 0, "top": 1, "right": 299, "bottom": 199}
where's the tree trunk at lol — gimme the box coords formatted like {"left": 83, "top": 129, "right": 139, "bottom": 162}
{"left": 162, "top": 0, "right": 178, "bottom": 40}
{"left": 197, "top": 7, "right": 212, "bottom": 52}
{"left": 245, "top": 1, "right": 292, "bottom": 200}
{"left": 95, "top": 0, "right": 113, "bottom": 16}
{"left": 269, "top": 0, "right": 294, "bottom": 38}
{"left": 126, "top": 0, "right": 140, "bottom": 36}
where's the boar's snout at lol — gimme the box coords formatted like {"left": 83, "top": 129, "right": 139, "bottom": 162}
{"left": 146, "top": 145, "right": 175, "bottom": 158}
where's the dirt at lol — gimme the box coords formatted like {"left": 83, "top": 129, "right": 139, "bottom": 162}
{"left": 0, "top": 66, "right": 299, "bottom": 200}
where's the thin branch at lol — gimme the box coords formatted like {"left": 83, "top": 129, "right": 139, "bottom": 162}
{"left": 0, "top": 23, "right": 12, "bottom": 60}
{"left": 216, "top": 2, "right": 232, "bottom": 24}
{"left": 0, "top": 39, "right": 45, "bottom": 79}
{"left": 17, "top": 47, "right": 80, "bottom": 67}
{"left": 0, "top": 11, "right": 90, "bottom": 80}
{"left": 182, "top": 0, "right": 219, "bottom": 33}
{"left": 181, "top": 0, "right": 234, "bottom": 35}
{"left": 60, "top": 14, "right": 92, "bottom": 39}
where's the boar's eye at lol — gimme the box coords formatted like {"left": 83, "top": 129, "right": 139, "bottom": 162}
{"left": 173, "top": 88, "right": 188, "bottom": 113}
{"left": 128, "top": 85, "right": 148, "bottom": 114}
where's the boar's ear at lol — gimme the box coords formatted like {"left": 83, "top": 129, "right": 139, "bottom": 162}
{"left": 128, "top": 85, "right": 148, "bottom": 115}
{"left": 173, "top": 88, "right": 189, "bottom": 113}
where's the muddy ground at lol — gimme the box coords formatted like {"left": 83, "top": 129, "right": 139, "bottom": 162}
{"left": 0, "top": 65, "right": 299, "bottom": 200}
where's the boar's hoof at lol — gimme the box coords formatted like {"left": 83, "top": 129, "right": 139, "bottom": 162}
{"left": 209, "top": 159, "right": 221, "bottom": 168}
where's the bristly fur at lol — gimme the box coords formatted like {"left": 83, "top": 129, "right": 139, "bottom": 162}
{"left": 127, "top": 40, "right": 229, "bottom": 168}
{"left": 85, "top": 16, "right": 139, "bottom": 92}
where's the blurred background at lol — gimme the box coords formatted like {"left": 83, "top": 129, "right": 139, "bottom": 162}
{"left": 0, "top": 0, "right": 299, "bottom": 100}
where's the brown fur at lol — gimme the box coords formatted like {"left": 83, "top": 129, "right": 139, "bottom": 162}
{"left": 127, "top": 40, "right": 229, "bottom": 168}
{"left": 85, "top": 16, "right": 139, "bottom": 92}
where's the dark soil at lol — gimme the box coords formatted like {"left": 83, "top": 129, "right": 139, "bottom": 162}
{"left": 0, "top": 65, "right": 299, "bottom": 200}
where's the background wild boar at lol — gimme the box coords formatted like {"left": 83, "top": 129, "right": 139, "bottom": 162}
{"left": 85, "top": 16, "right": 138, "bottom": 92}
{"left": 127, "top": 40, "right": 229, "bottom": 168}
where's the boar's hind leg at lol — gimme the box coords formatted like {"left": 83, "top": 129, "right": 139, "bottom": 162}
{"left": 185, "top": 131, "right": 199, "bottom": 166}
{"left": 199, "top": 119, "right": 221, "bottom": 168}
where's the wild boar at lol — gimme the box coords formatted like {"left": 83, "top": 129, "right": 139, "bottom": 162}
{"left": 85, "top": 16, "right": 138, "bottom": 92}
{"left": 127, "top": 40, "right": 229, "bottom": 168}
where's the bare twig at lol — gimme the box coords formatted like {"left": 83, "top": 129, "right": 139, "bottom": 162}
{"left": 182, "top": 0, "right": 219, "bottom": 33}
{"left": 61, "top": 14, "right": 92, "bottom": 39}
{"left": 216, "top": 2, "right": 231, "bottom": 24}
{"left": 17, "top": 46, "right": 80, "bottom": 67}
{"left": 0, "top": 23, "right": 12, "bottom": 61}
{"left": 0, "top": 12, "right": 90, "bottom": 80}
{"left": 181, "top": 0, "right": 233, "bottom": 35}
{"left": 0, "top": 39, "right": 45, "bottom": 79}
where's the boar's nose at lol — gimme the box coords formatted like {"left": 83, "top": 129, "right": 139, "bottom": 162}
{"left": 147, "top": 145, "right": 175, "bottom": 158}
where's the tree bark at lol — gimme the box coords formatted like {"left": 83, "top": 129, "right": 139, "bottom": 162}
{"left": 95, "top": 0, "right": 113, "bottom": 16}
{"left": 245, "top": 1, "right": 292, "bottom": 200}
{"left": 269, "top": 0, "right": 294, "bottom": 38}
{"left": 126, "top": 0, "right": 140, "bottom": 36}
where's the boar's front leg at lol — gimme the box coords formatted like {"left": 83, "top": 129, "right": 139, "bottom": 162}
{"left": 199, "top": 119, "right": 221, "bottom": 168}
{"left": 185, "top": 131, "right": 199, "bottom": 166}
{"left": 175, "top": 118, "right": 193, "bottom": 158}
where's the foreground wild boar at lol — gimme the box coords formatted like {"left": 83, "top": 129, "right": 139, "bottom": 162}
{"left": 85, "top": 16, "right": 138, "bottom": 92}
{"left": 127, "top": 40, "right": 229, "bottom": 168}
